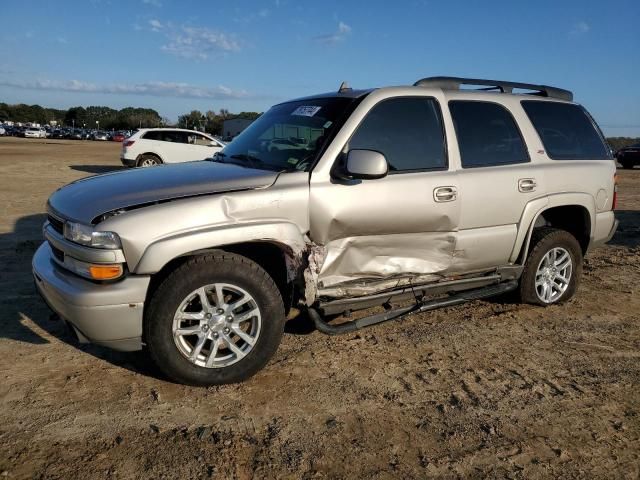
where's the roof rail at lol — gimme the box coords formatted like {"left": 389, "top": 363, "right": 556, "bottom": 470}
{"left": 413, "top": 76, "right": 573, "bottom": 101}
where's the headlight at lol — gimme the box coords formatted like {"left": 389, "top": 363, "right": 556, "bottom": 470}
{"left": 64, "top": 221, "right": 122, "bottom": 249}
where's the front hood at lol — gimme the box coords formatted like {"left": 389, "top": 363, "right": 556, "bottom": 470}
{"left": 48, "top": 161, "right": 279, "bottom": 224}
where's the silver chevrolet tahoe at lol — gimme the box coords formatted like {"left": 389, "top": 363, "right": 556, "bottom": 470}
{"left": 33, "top": 77, "right": 618, "bottom": 386}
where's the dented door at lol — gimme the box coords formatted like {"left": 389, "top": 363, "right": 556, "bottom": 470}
{"left": 309, "top": 95, "right": 460, "bottom": 297}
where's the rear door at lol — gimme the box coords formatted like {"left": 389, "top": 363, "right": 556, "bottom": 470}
{"left": 448, "top": 99, "right": 545, "bottom": 272}
{"left": 145, "top": 130, "right": 190, "bottom": 163}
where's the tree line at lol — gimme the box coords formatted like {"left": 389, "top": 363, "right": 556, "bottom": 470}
{"left": 606, "top": 137, "right": 640, "bottom": 151}
{"left": 1, "top": 101, "right": 638, "bottom": 145}
{"left": 0, "top": 102, "right": 165, "bottom": 130}
{"left": 177, "top": 109, "right": 261, "bottom": 135}
{"left": 0, "top": 102, "right": 261, "bottom": 134}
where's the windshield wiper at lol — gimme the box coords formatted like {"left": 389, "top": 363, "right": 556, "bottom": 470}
{"left": 229, "top": 154, "right": 285, "bottom": 172}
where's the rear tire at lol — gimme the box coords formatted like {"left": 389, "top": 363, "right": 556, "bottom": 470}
{"left": 620, "top": 161, "right": 634, "bottom": 170}
{"left": 137, "top": 154, "right": 162, "bottom": 167}
{"left": 144, "top": 251, "right": 285, "bottom": 386}
{"left": 519, "top": 227, "right": 582, "bottom": 306}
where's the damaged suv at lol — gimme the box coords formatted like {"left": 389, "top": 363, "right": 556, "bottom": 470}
{"left": 33, "top": 77, "right": 618, "bottom": 385}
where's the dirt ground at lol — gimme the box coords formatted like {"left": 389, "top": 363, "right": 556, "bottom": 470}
{"left": 0, "top": 137, "right": 638, "bottom": 479}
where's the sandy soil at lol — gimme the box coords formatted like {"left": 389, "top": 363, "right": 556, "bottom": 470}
{"left": 0, "top": 137, "right": 638, "bottom": 479}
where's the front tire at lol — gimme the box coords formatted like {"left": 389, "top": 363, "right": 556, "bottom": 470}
{"left": 519, "top": 228, "right": 582, "bottom": 306}
{"left": 144, "top": 252, "right": 285, "bottom": 386}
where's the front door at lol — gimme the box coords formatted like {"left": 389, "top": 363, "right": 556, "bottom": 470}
{"left": 309, "top": 95, "right": 460, "bottom": 296}
{"left": 187, "top": 132, "right": 223, "bottom": 161}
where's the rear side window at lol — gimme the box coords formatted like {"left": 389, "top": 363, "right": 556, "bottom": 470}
{"left": 521, "top": 101, "right": 610, "bottom": 160}
{"left": 143, "top": 130, "right": 161, "bottom": 140}
{"left": 143, "top": 130, "right": 189, "bottom": 143}
{"left": 449, "top": 101, "right": 529, "bottom": 168}
{"left": 348, "top": 97, "right": 447, "bottom": 172}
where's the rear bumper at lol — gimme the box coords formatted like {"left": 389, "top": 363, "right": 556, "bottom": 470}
{"left": 120, "top": 157, "right": 136, "bottom": 167}
{"left": 590, "top": 211, "right": 618, "bottom": 250}
{"left": 32, "top": 242, "right": 150, "bottom": 351}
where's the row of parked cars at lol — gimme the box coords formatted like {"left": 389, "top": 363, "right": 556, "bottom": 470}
{"left": 0, "top": 124, "right": 133, "bottom": 141}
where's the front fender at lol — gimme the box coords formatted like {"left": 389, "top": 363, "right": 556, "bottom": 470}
{"left": 133, "top": 221, "right": 307, "bottom": 274}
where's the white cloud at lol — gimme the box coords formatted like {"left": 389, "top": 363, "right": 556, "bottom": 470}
{"left": 0, "top": 78, "right": 251, "bottom": 100}
{"left": 314, "top": 21, "right": 352, "bottom": 45}
{"left": 142, "top": 0, "right": 162, "bottom": 6}
{"left": 149, "top": 19, "right": 163, "bottom": 32}
{"left": 570, "top": 21, "right": 590, "bottom": 35}
{"left": 56, "top": 37, "right": 68, "bottom": 44}
{"left": 147, "top": 21, "right": 241, "bottom": 59}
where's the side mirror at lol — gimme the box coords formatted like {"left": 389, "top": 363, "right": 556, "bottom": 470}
{"left": 345, "top": 149, "right": 388, "bottom": 180}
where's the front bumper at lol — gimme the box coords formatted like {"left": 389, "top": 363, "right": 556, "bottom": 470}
{"left": 32, "top": 242, "right": 150, "bottom": 351}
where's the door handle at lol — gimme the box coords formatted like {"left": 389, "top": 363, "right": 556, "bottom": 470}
{"left": 518, "top": 178, "right": 537, "bottom": 192}
{"left": 433, "top": 186, "right": 457, "bottom": 202}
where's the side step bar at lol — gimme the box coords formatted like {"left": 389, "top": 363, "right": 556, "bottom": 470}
{"left": 308, "top": 280, "right": 519, "bottom": 336}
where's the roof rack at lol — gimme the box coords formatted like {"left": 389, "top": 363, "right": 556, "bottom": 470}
{"left": 413, "top": 76, "right": 573, "bottom": 102}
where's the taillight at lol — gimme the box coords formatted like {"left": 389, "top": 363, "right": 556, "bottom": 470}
{"left": 612, "top": 174, "right": 618, "bottom": 210}
{"left": 123, "top": 140, "right": 135, "bottom": 147}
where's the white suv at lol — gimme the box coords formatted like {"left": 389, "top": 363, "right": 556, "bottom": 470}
{"left": 121, "top": 128, "right": 225, "bottom": 167}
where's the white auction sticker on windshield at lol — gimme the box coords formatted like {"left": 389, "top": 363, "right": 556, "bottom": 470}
{"left": 291, "top": 106, "right": 321, "bottom": 117}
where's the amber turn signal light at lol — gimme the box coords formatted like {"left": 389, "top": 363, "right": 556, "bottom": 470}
{"left": 89, "top": 264, "right": 123, "bottom": 280}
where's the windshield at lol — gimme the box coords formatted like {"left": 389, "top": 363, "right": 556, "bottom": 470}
{"left": 215, "top": 97, "right": 355, "bottom": 172}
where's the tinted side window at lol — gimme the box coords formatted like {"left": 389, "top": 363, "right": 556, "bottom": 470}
{"left": 143, "top": 130, "right": 189, "bottom": 143}
{"left": 521, "top": 101, "right": 610, "bottom": 160}
{"left": 348, "top": 97, "right": 446, "bottom": 172}
{"left": 450, "top": 101, "right": 529, "bottom": 168}
{"left": 189, "top": 133, "right": 212, "bottom": 146}
{"left": 143, "top": 130, "right": 161, "bottom": 140}
{"left": 168, "top": 131, "right": 190, "bottom": 144}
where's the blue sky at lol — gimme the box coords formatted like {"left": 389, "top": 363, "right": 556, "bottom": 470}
{"left": 0, "top": 0, "right": 638, "bottom": 135}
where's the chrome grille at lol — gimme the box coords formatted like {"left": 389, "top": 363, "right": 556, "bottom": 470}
{"left": 47, "top": 214, "right": 64, "bottom": 235}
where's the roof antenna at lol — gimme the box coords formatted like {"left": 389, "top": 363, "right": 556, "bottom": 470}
{"left": 338, "top": 81, "right": 351, "bottom": 93}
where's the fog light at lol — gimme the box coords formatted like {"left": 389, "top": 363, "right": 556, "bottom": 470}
{"left": 88, "top": 264, "right": 123, "bottom": 280}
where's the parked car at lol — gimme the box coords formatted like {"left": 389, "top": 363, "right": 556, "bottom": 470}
{"left": 69, "top": 129, "right": 84, "bottom": 140}
{"left": 616, "top": 143, "right": 640, "bottom": 169}
{"left": 111, "top": 132, "right": 126, "bottom": 142}
{"left": 24, "top": 127, "right": 46, "bottom": 138}
{"left": 266, "top": 137, "right": 309, "bottom": 151}
{"left": 33, "top": 76, "right": 617, "bottom": 386}
{"left": 92, "top": 131, "right": 109, "bottom": 141}
{"left": 0, "top": 126, "right": 5, "bottom": 136}
{"left": 120, "top": 128, "right": 225, "bottom": 167}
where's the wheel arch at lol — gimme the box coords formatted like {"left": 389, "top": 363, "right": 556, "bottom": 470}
{"left": 136, "top": 152, "right": 164, "bottom": 165}
{"left": 511, "top": 193, "right": 595, "bottom": 263}
{"left": 137, "top": 223, "right": 308, "bottom": 313}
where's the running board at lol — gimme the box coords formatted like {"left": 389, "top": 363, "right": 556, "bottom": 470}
{"left": 308, "top": 280, "right": 519, "bottom": 336}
